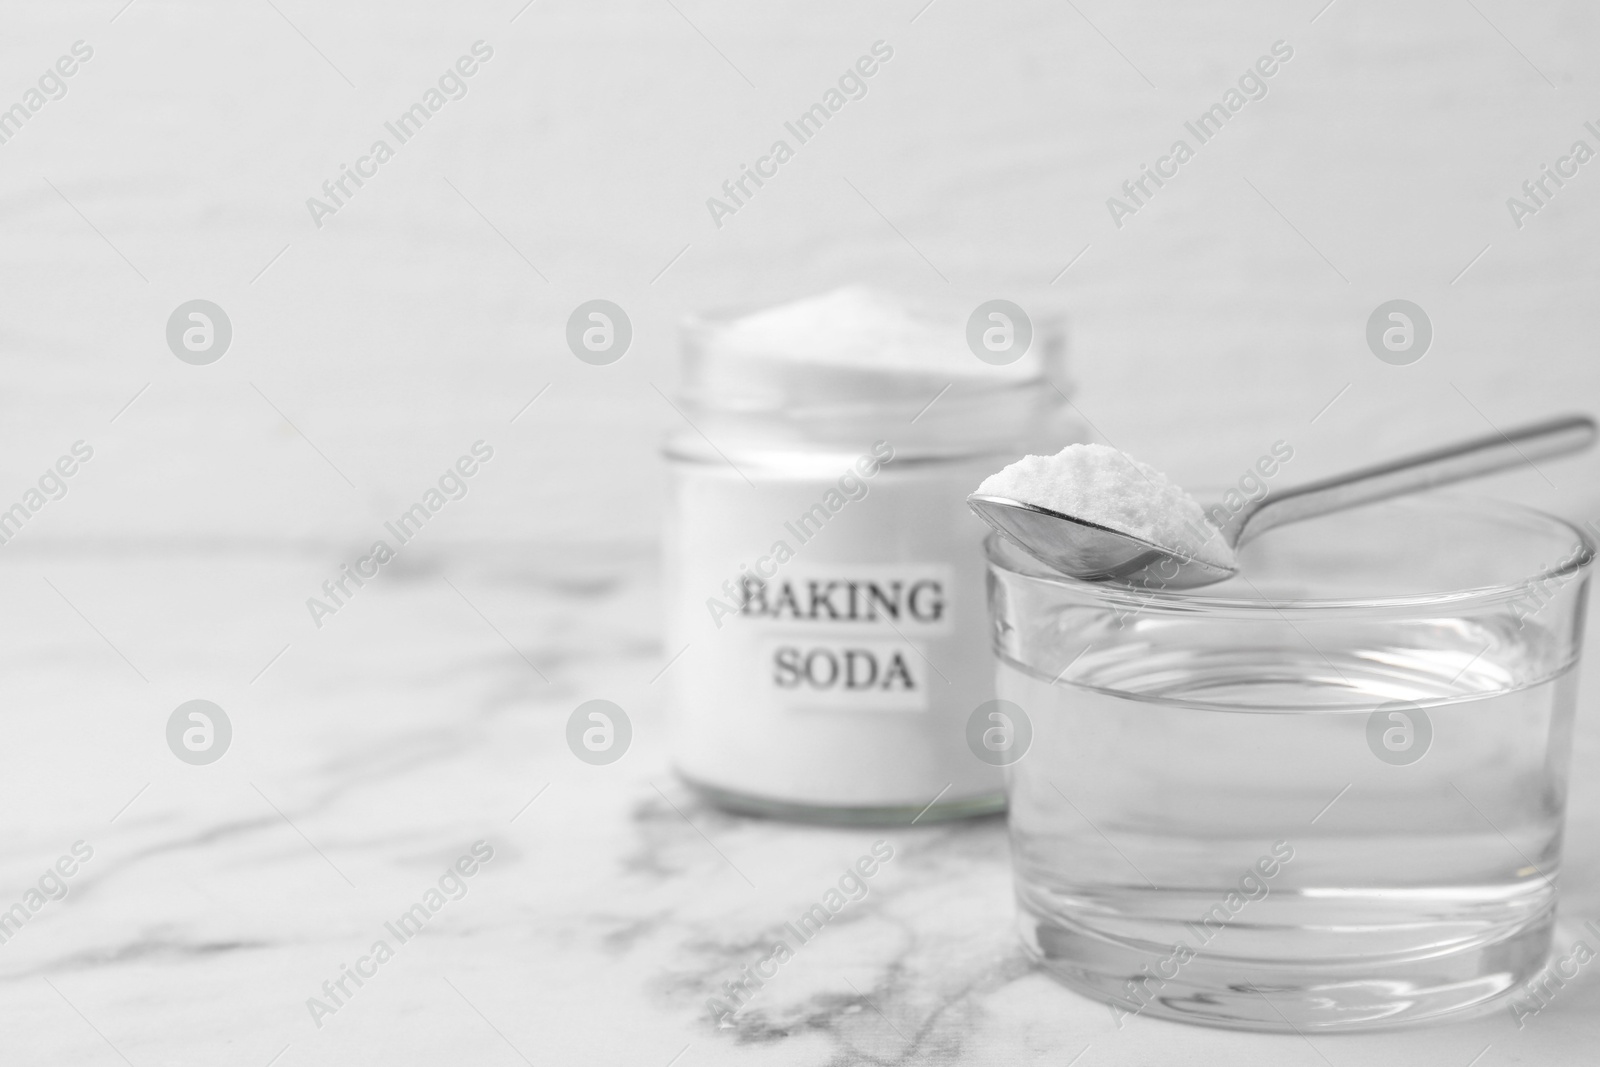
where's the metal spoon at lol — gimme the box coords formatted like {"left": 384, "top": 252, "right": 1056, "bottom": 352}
{"left": 967, "top": 414, "right": 1596, "bottom": 590}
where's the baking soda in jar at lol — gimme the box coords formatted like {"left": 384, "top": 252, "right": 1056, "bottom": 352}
{"left": 662, "top": 288, "right": 1084, "bottom": 822}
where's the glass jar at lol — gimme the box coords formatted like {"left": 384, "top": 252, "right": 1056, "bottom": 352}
{"left": 662, "top": 290, "right": 1085, "bottom": 822}
{"left": 985, "top": 495, "right": 1595, "bottom": 1030}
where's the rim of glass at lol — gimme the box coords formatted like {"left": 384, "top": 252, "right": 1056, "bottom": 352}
{"left": 983, "top": 493, "right": 1596, "bottom": 613}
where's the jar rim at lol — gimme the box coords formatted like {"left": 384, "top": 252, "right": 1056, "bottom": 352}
{"left": 677, "top": 292, "right": 1071, "bottom": 415}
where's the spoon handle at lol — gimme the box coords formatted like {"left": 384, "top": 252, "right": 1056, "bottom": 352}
{"left": 1231, "top": 414, "right": 1597, "bottom": 546}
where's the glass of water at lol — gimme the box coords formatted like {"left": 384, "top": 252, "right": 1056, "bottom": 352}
{"left": 984, "top": 494, "right": 1594, "bottom": 1031}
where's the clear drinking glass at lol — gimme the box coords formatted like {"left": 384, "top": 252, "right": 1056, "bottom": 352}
{"left": 984, "top": 494, "right": 1594, "bottom": 1031}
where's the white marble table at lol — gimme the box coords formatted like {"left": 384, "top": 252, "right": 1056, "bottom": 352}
{"left": 2, "top": 542, "right": 1598, "bottom": 1067}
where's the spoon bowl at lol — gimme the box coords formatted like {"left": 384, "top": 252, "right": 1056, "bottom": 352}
{"left": 968, "top": 414, "right": 1597, "bottom": 590}
{"left": 965, "top": 494, "right": 1236, "bottom": 589}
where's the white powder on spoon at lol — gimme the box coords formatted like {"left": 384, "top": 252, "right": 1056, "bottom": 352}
{"left": 977, "top": 443, "right": 1237, "bottom": 570}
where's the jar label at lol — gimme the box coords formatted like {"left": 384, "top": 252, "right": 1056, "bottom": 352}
{"left": 733, "top": 564, "right": 951, "bottom": 633}
{"left": 730, "top": 564, "right": 949, "bottom": 713}
{"left": 759, "top": 637, "right": 931, "bottom": 712}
